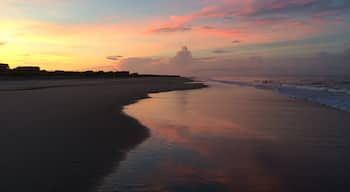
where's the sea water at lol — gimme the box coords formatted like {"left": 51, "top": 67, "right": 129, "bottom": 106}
{"left": 210, "top": 75, "right": 350, "bottom": 112}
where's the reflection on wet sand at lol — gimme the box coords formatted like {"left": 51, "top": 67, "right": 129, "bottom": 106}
{"left": 99, "top": 84, "right": 350, "bottom": 192}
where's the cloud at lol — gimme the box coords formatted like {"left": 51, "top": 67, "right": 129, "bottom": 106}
{"left": 201, "top": 26, "right": 215, "bottom": 30}
{"left": 346, "top": 42, "right": 350, "bottom": 48}
{"left": 3, "top": 0, "right": 349, "bottom": 73}
{"left": 148, "top": 24, "right": 192, "bottom": 33}
{"left": 0, "top": 42, "right": 6, "bottom": 46}
{"left": 119, "top": 45, "right": 350, "bottom": 76}
{"left": 118, "top": 57, "right": 163, "bottom": 73}
{"left": 242, "top": 0, "right": 318, "bottom": 16}
{"left": 148, "top": 0, "right": 349, "bottom": 38}
{"left": 194, "top": 57, "right": 217, "bottom": 61}
{"left": 106, "top": 55, "right": 123, "bottom": 61}
{"left": 232, "top": 40, "right": 241, "bottom": 44}
{"left": 212, "top": 49, "right": 231, "bottom": 54}
{"left": 119, "top": 46, "right": 195, "bottom": 75}
{"left": 204, "top": 49, "right": 350, "bottom": 76}
{"left": 170, "top": 46, "right": 193, "bottom": 65}
{"left": 248, "top": 0, "right": 350, "bottom": 17}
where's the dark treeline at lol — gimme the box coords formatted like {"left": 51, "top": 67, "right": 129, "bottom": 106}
{"left": 0, "top": 63, "right": 178, "bottom": 80}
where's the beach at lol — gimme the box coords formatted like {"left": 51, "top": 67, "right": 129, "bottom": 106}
{"left": 1, "top": 77, "right": 350, "bottom": 192}
{"left": 0, "top": 77, "right": 205, "bottom": 192}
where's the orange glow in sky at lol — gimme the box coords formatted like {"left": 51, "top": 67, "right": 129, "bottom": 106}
{"left": 1, "top": 0, "right": 349, "bottom": 75}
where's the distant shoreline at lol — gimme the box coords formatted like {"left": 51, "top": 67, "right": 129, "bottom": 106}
{"left": 0, "top": 63, "right": 183, "bottom": 80}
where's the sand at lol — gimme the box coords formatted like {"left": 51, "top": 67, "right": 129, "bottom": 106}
{"left": 0, "top": 77, "right": 206, "bottom": 192}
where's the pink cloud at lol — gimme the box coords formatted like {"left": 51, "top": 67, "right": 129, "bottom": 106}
{"left": 148, "top": 0, "right": 348, "bottom": 31}
{"left": 312, "top": 10, "right": 347, "bottom": 25}
{"left": 145, "top": 0, "right": 349, "bottom": 47}
{"left": 147, "top": 23, "right": 192, "bottom": 33}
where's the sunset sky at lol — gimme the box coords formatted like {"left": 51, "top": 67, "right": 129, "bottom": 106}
{"left": 1, "top": 0, "right": 349, "bottom": 75}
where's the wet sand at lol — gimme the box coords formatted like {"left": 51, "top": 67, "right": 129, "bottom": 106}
{"left": 99, "top": 82, "right": 350, "bottom": 192}
{"left": 0, "top": 77, "right": 205, "bottom": 192}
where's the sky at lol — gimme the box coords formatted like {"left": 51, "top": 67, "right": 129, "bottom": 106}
{"left": 0, "top": 0, "right": 350, "bottom": 76}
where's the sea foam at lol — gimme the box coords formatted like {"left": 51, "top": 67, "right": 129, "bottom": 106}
{"left": 211, "top": 78, "right": 350, "bottom": 112}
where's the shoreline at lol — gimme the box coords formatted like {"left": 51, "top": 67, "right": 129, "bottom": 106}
{"left": 107, "top": 82, "right": 350, "bottom": 192}
{"left": 0, "top": 76, "right": 206, "bottom": 192}
{"left": 208, "top": 79, "right": 350, "bottom": 113}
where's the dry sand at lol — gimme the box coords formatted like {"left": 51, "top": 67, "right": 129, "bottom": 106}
{"left": 0, "top": 77, "right": 206, "bottom": 192}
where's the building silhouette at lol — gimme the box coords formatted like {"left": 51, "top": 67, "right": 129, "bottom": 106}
{"left": 14, "top": 66, "right": 41, "bottom": 73}
{"left": 0, "top": 63, "right": 10, "bottom": 72}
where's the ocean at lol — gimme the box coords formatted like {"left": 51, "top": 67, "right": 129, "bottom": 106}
{"left": 209, "top": 75, "right": 350, "bottom": 112}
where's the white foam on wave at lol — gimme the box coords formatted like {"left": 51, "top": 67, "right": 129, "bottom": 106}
{"left": 211, "top": 79, "right": 350, "bottom": 112}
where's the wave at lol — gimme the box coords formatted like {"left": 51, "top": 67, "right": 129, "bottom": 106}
{"left": 210, "top": 78, "right": 350, "bottom": 112}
